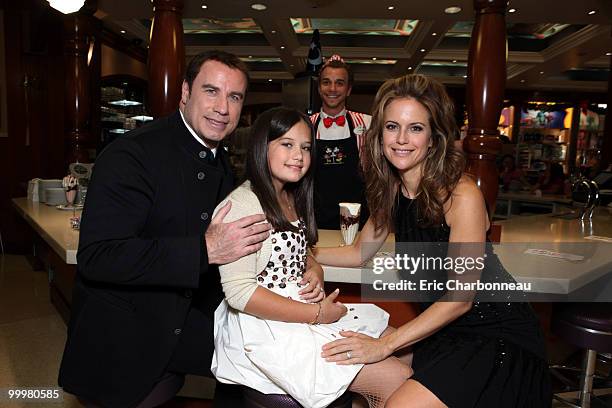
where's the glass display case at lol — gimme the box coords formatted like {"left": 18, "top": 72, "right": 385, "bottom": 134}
{"left": 100, "top": 75, "right": 151, "bottom": 152}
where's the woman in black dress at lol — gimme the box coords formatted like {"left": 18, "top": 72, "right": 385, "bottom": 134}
{"left": 314, "top": 74, "right": 551, "bottom": 407}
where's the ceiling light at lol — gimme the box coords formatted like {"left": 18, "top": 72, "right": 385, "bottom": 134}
{"left": 268, "top": 79, "right": 273, "bottom": 82}
{"left": 372, "top": 57, "right": 377, "bottom": 60}
{"left": 248, "top": 55, "right": 253, "bottom": 58}
{"left": 508, "top": 8, "right": 516, "bottom": 13}
{"left": 280, "top": 46, "right": 285, "bottom": 49}
{"left": 290, "top": 64, "right": 294, "bottom": 67}
{"left": 47, "top": 0, "right": 85, "bottom": 14}
{"left": 520, "top": 79, "right": 525, "bottom": 83}
{"left": 463, "top": 75, "right": 468, "bottom": 78}
{"left": 120, "top": 30, "right": 126, "bottom": 34}
{"left": 539, "top": 71, "right": 544, "bottom": 74}
{"left": 444, "top": 6, "right": 462, "bottom": 14}
{"left": 387, "top": 6, "right": 395, "bottom": 10}
{"left": 408, "top": 66, "right": 413, "bottom": 70}
{"left": 432, "top": 32, "right": 437, "bottom": 36}
{"left": 251, "top": 3, "right": 267, "bottom": 11}
{"left": 420, "top": 48, "right": 426, "bottom": 52}
{"left": 452, "top": 59, "right": 457, "bottom": 63}
{"left": 201, "top": 4, "right": 207, "bottom": 8}
{"left": 587, "top": 10, "right": 596, "bottom": 15}
{"left": 271, "top": 30, "right": 276, "bottom": 34}
{"left": 606, "top": 52, "right": 612, "bottom": 56}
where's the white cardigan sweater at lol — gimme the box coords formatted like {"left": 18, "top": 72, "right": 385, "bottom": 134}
{"left": 212, "top": 181, "right": 274, "bottom": 311}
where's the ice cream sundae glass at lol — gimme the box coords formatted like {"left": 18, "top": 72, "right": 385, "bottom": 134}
{"left": 339, "top": 202, "right": 361, "bottom": 245}
{"left": 62, "top": 175, "right": 78, "bottom": 208}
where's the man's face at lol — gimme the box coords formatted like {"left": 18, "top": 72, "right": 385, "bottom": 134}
{"left": 180, "top": 60, "right": 248, "bottom": 148}
{"left": 318, "top": 66, "right": 351, "bottom": 114}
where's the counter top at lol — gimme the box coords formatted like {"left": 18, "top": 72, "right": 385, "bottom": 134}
{"left": 318, "top": 208, "right": 612, "bottom": 296}
{"left": 13, "top": 197, "right": 612, "bottom": 296}
{"left": 12, "top": 198, "right": 79, "bottom": 264}
{"left": 497, "top": 192, "right": 572, "bottom": 204}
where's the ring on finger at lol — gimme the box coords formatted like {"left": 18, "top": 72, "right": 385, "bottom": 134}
{"left": 346, "top": 351, "right": 352, "bottom": 359}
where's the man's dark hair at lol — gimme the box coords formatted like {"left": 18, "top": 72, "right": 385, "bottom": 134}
{"left": 320, "top": 59, "right": 353, "bottom": 87}
{"left": 184, "top": 50, "right": 250, "bottom": 91}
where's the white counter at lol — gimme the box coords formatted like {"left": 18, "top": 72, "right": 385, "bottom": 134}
{"left": 13, "top": 197, "right": 612, "bottom": 295}
{"left": 13, "top": 198, "right": 80, "bottom": 264}
{"left": 318, "top": 208, "right": 612, "bottom": 296}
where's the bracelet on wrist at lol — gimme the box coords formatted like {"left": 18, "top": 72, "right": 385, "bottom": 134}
{"left": 309, "top": 302, "right": 322, "bottom": 325}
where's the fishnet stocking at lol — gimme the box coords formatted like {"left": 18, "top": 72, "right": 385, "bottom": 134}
{"left": 349, "top": 356, "right": 413, "bottom": 408}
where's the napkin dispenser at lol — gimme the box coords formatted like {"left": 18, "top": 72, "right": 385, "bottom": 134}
{"left": 27, "top": 178, "right": 41, "bottom": 202}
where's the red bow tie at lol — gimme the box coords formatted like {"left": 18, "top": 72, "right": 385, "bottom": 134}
{"left": 322, "top": 115, "right": 346, "bottom": 128}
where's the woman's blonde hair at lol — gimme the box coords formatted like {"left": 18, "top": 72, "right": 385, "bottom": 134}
{"left": 363, "top": 74, "right": 465, "bottom": 231}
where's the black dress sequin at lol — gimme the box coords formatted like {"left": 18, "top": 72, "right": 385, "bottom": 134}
{"left": 395, "top": 193, "right": 552, "bottom": 408}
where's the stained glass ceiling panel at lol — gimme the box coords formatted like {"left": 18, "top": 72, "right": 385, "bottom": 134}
{"left": 291, "top": 18, "right": 418, "bottom": 36}
{"left": 241, "top": 57, "right": 282, "bottom": 63}
{"left": 345, "top": 59, "right": 397, "bottom": 65}
{"left": 446, "top": 22, "right": 571, "bottom": 39}
{"left": 422, "top": 61, "right": 468, "bottom": 67}
{"left": 183, "top": 18, "right": 262, "bottom": 34}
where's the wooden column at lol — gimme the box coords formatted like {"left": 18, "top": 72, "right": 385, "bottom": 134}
{"left": 148, "top": 0, "right": 184, "bottom": 118}
{"left": 463, "top": 0, "right": 507, "bottom": 216}
{"left": 63, "top": 9, "right": 98, "bottom": 166}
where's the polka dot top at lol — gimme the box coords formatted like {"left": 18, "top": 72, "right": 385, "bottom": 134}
{"left": 256, "top": 220, "right": 308, "bottom": 292}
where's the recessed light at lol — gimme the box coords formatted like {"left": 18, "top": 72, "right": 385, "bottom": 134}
{"left": 539, "top": 71, "right": 544, "bottom": 74}
{"left": 120, "top": 30, "right": 126, "bottom": 34}
{"left": 372, "top": 57, "right": 377, "bottom": 60}
{"left": 201, "top": 4, "right": 207, "bottom": 8}
{"left": 432, "top": 32, "right": 437, "bottom": 36}
{"left": 268, "top": 78, "right": 273, "bottom": 82}
{"left": 587, "top": 10, "right": 596, "bottom": 15}
{"left": 452, "top": 59, "right": 457, "bottom": 63}
{"left": 271, "top": 30, "right": 276, "bottom": 34}
{"left": 290, "top": 64, "right": 294, "bottom": 67}
{"left": 280, "top": 46, "right": 285, "bottom": 50}
{"left": 463, "top": 75, "right": 468, "bottom": 78}
{"left": 387, "top": 6, "right": 395, "bottom": 10}
{"left": 248, "top": 55, "right": 253, "bottom": 58}
{"left": 508, "top": 8, "right": 516, "bottom": 13}
{"left": 420, "top": 48, "right": 426, "bottom": 52}
{"left": 408, "top": 66, "right": 413, "bottom": 70}
{"left": 520, "top": 79, "right": 525, "bottom": 83}
{"left": 444, "top": 6, "right": 462, "bottom": 14}
{"left": 607, "top": 52, "right": 612, "bottom": 56}
{"left": 251, "top": 3, "right": 267, "bottom": 10}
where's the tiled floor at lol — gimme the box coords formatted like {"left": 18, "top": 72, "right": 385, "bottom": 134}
{"left": 1, "top": 254, "right": 610, "bottom": 408}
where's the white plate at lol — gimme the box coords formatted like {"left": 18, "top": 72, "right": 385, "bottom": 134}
{"left": 56, "top": 204, "right": 83, "bottom": 211}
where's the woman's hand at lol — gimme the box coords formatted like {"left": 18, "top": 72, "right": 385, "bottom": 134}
{"left": 321, "top": 330, "right": 393, "bottom": 365}
{"left": 299, "top": 262, "right": 325, "bottom": 303}
{"left": 318, "top": 289, "right": 347, "bottom": 324}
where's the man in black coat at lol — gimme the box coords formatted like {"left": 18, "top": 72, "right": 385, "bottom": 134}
{"left": 58, "top": 51, "right": 270, "bottom": 407}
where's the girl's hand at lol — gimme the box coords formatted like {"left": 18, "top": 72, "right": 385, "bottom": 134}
{"left": 321, "top": 330, "right": 392, "bottom": 365}
{"left": 299, "top": 268, "right": 325, "bottom": 303}
{"left": 318, "top": 289, "right": 347, "bottom": 324}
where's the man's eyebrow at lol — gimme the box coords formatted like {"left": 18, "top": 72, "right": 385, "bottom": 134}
{"left": 201, "top": 83, "right": 219, "bottom": 91}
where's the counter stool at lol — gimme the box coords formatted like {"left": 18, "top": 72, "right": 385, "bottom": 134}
{"left": 242, "top": 387, "right": 352, "bottom": 408}
{"left": 551, "top": 303, "right": 612, "bottom": 407}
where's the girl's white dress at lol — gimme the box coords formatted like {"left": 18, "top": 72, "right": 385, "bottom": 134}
{"left": 212, "top": 220, "right": 389, "bottom": 408}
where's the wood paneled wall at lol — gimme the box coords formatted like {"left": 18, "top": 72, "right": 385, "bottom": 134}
{"left": 1, "top": 1, "right": 65, "bottom": 252}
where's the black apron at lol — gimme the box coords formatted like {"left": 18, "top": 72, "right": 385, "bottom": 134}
{"left": 314, "top": 113, "right": 369, "bottom": 230}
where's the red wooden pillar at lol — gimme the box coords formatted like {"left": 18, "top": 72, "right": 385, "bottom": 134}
{"left": 148, "top": 0, "right": 185, "bottom": 118}
{"left": 464, "top": 0, "right": 507, "bottom": 216}
{"left": 63, "top": 9, "right": 98, "bottom": 166}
